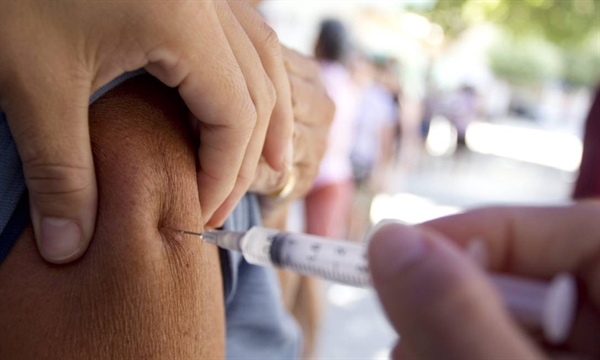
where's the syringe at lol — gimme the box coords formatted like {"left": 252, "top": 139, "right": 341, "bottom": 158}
{"left": 190, "top": 225, "right": 577, "bottom": 345}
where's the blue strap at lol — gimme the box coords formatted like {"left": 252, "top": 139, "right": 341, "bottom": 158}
{"left": 0, "top": 191, "right": 29, "bottom": 263}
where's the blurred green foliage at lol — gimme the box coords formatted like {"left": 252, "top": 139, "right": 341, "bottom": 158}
{"left": 561, "top": 42, "right": 600, "bottom": 87}
{"left": 415, "top": 0, "right": 599, "bottom": 87}
{"left": 488, "top": 33, "right": 600, "bottom": 87}
{"left": 489, "top": 36, "right": 562, "bottom": 85}
{"left": 418, "top": 0, "right": 599, "bottom": 46}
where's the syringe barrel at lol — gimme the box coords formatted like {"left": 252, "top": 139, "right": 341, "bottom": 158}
{"left": 226, "top": 226, "right": 577, "bottom": 344}
{"left": 240, "top": 226, "right": 371, "bottom": 287}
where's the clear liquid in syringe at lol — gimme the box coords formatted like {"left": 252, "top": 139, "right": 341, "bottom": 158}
{"left": 267, "top": 231, "right": 370, "bottom": 287}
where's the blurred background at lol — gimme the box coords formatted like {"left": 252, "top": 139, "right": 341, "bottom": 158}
{"left": 257, "top": 1, "right": 599, "bottom": 358}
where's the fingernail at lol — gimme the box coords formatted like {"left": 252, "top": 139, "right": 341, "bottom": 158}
{"left": 369, "top": 223, "right": 427, "bottom": 277}
{"left": 41, "top": 217, "right": 82, "bottom": 261}
{"left": 283, "top": 143, "right": 294, "bottom": 170}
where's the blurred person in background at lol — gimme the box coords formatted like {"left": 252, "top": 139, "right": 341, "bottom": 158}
{"left": 445, "top": 84, "right": 478, "bottom": 150}
{"left": 348, "top": 52, "right": 399, "bottom": 241}
{"left": 305, "top": 19, "right": 360, "bottom": 239}
{"left": 420, "top": 80, "right": 442, "bottom": 141}
{"left": 373, "top": 57, "right": 403, "bottom": 164}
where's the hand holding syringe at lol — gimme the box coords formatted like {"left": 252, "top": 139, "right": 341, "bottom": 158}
{"left": 167, "top": 223, "right": 577, "bottom": 345}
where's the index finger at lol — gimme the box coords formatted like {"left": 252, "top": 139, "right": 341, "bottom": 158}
{"left": 423, "top": 203, "right": 600, "bottom": 278}
{"left": 229, "top": 1, "right": 293, "bottom": 171}
{"left": 145, "top": 10, "right": 255, "bottom": 224}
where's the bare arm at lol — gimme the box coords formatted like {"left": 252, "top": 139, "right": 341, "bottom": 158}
{"left": 0, "top": 76, "right": 224, "bottom": 359}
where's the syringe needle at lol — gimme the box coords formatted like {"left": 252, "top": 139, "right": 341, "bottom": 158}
{"left": 161, "top": 227, "right": 204, "bottom": 238}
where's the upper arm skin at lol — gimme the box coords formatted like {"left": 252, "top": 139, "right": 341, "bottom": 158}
{"left": 0, "top": 76, "right": 225, "bottom": 359}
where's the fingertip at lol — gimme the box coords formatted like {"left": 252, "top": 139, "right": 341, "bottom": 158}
{"left": 197, "top": 169, "right": 236, "bottom": 228}
{"left": 368, "top": 222, "right": 428, "bottom": 285}
{"left": 31, "top": 202, "right": 96, "bottom": 264}
{"left": 201, "top": 208, "right": 222, "bottom": 230}
{"left": 205, "top": 216, "right": 227, "bottom": 230}
{"left": 262, "top": 143, "right": 287, "bottom": 172}
{"left": 204, "top": 190, "right": 235, "bottom": 227}
{"left": 36, "top": 217, "right": 83, "bottom": 263}
{"left": 365, "top": 219, "right": 406, "bottom": 244}
{"left": 283, "top": 142, "right": 294, "bottom": 171}
{"left": 369, "top": 222, "right": 542, "bottom": 359}
{"left": 27, "top": 174, "right": 98, "bottom": 265}
{"left": 264, "top": 110, "right": 294, "bottom": 172}
{"left": 204, "top": 189, "right": 245, "bottom": 229}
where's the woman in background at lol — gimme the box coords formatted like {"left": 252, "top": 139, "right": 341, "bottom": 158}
{"left": 305, "top": 19, "right": 359, "bottom": 239}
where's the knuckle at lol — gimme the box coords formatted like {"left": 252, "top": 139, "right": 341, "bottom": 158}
{"left": 324, "top": 96, "right": 336, "bottom": 124}
{"left": 307, "top": 166, "right": 320, "bottom": 184}
{"left": 236, "top": 165, "right": 255, "bottom": 188}
{"left": 235, "top": 94, "right": 259, "bottom": 130}
{"left": 25, "top": 161, "right": 93, "bottom": 198}
{"left": 259, "top": 23, "right": 281, "bottom": 54}
{"left": 261, "top": 78, "right": 277, "bottom": 114}
{"left": 304, "top": 56, "right": 321, "bottom": 77}
{"left": 316, "top": 142, "right": 328, "bottom": 160}
{"left": 295, "top": 172, "right": 313, "bottom": 198}
{"left": 272, "top": 169, "right": 288, "bottom": 191}
{"left": 249, "top": 163, "right": 267, "bottom": 192}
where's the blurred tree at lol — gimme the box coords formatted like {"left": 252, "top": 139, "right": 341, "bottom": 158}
{"left": 489, "top": 36, "right": 563, "bottom": 86}
{"left": 416, "top": 0, "right": 599, "bottom": 46}
{"left": 414, "top": 0, "right": 600, "bottom": 87}
{"left": 561, "top": 41, "right": 600, "bottom": 88}
{"left": 488, "top": 34, "right": 599, "bottom": 88}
